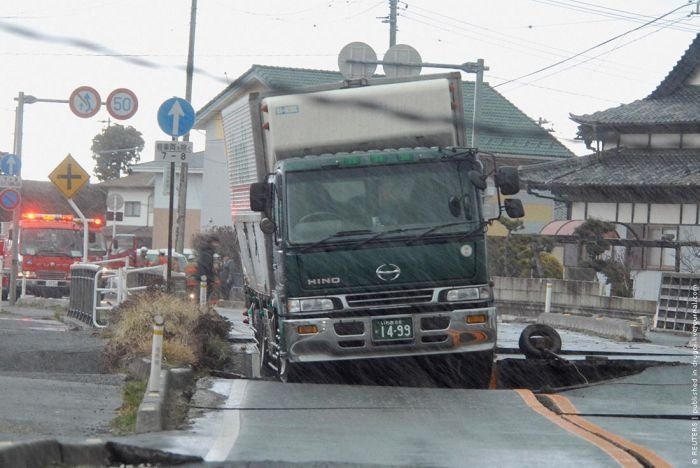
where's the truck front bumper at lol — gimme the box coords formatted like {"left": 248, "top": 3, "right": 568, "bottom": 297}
{"left": 25, "top": 279, "right": 71, "bottom": 296}
{"left": 282, "top": 306, "right": 496, "bottom": 363}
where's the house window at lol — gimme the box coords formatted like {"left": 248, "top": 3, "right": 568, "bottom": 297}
{"left": 644, "top": 225, "right": 678, "bottom": 270}
{"left": 124, "top": 201, "right": 141, "bottom": 218}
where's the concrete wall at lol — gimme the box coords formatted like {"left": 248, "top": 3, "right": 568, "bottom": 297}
{"left": 493, "top": 276, "right": 658, "bottom": 320}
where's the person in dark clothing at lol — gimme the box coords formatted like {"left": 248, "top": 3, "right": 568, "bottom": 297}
{"left": 220, "top": 255, "right": 234, "bottom": 300}
{"left": 197, "top": 235, "right": 220, "bottom": 297}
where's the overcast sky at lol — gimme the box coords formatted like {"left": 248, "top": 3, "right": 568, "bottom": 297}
{"left": 0, "top": 0, "right": 697, "bottom": 181}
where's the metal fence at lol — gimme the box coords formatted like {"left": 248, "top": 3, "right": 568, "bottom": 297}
{"left": 68, "top": 262, "right": 186, "bottom": 328}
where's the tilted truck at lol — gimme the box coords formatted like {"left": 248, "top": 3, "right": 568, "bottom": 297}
{"left": 237, "top": 72, "right": 524, "bottom": 386}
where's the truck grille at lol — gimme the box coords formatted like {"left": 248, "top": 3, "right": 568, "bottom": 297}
{"left": 346, "top": 289, "right": 433, "bottom": 307}
{"left": 37, "top": 271, "right": 67, "bottom": 280}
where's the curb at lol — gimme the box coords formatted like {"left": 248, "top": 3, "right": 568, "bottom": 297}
{"left": 133, "top": 361, "right": 195, "bottom": 433}
{"left": 135, "top": 369, "right": 169, "bottom": 433}
{"left": 537, "top": 312, "right": 646, "bottom": 341}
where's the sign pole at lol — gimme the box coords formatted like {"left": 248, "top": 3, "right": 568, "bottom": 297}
{"left": 67, "top": 198, "right": 89, "bottom": 263}
{"left": 166, "top": 159, "right": 175, "bottom": 291}
{"left": 111, "top": 196, "right": 117, "bottom": 256}
{"left": 157, "top": 96, "right": 195, "bottom": 292}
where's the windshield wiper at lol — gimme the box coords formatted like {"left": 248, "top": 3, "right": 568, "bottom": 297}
{"left": 407, "top": 221, "right": 487, "bottom": 245}
{"left": 351, "top": 226, "right": 428, "bottom": 249}
{"left": 300, "top": 230, "right": 373, "bottom": 252}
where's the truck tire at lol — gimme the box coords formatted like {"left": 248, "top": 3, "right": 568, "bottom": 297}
{"left": 518, "top": 324, "right": 562, "bottom": 359}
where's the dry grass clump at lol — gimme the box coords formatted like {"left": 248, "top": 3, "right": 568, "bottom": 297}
{"left": 103, "top": 289, "right": 233, "bottom": 372}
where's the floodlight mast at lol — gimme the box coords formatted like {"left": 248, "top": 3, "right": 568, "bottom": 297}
{"left": 343, "top": 58, "right": 489, "bottom": 148}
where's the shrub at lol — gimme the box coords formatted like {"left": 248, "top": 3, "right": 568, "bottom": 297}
{"left": 103, "top": 289, "right": 233, "bottom": 371}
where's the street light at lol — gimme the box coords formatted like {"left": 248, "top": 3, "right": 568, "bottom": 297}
{"left": 9, "top": 92, "right": 74, "bottom": 304}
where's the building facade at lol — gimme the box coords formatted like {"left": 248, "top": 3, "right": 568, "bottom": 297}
{"left": 97, "top": 153, "right": 204, "bottom": 250}
{"left": 522, "top": 33, "right": 700, "bottom": 300}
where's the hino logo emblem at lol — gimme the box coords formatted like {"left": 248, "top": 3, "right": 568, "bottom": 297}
{"left": 307, "top": 277, "right": 341, "bottom": 286}
{"left": 376, "top": 263, "right": 401, "bottom": 281}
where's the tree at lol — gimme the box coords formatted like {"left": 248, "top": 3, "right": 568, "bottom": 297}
{"left": 91, "top": 124, "right": 144, "bottom": 181}
{"left": 488, "top": 218, "right": 563, "bottom": 279}
{"left": 573, "top": 218, "right": 633, "bottom": 297}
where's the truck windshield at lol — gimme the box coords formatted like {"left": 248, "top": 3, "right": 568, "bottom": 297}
{"left": 20, "top": 228, "right": 83, "bottom": 257}
{"left": 286, "top": 161, "right": 478, "bottom": 244}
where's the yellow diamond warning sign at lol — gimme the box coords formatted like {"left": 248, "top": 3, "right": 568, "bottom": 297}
{"left": 49, "top": 154, "right": 89, "bottom": 198}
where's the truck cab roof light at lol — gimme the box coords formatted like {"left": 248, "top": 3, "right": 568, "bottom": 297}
{"left": 21, "top": 213, "right": 74, "bottom": 222}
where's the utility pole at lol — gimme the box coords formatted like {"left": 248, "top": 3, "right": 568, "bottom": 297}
{"left": 9, "top": 93, "right": 26, "bottom": 304}
{"left": 389, "top": 0, "right": 398, "bottom": 47}
{"left": 175, "top": 0, "right": 197, "bottom": 253}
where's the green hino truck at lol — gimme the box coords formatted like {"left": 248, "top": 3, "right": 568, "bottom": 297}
{"left": 238, "top": 72, "right": 524, "bottom": 387}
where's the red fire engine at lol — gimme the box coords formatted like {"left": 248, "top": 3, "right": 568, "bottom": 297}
{"left": 1, "top": 212, "right": 107, "bottom": 298}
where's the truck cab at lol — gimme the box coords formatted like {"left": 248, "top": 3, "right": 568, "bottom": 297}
{"left": 249, "top": 147, "right": 523, "bottom": 385}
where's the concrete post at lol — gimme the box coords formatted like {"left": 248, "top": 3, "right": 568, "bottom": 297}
{"left": 21, "top": 276, "right": 26, "bottom": 298}
{"left": 544, "top": 281, "right": 552, "bottom": 314}
{"left": 148, "top": 315, "right": 164, "bottom": 393}
{"left": 199, "top": 275, "right": 207, "bottom": 310}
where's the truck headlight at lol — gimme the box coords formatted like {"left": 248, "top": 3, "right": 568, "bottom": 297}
{"left": 445, "top": 286, "right": 491, "bottom": 302}
{"left": 288, "top": 298, "right": 334, "bottom": 313}
{"left": 19, "top": 271, "right": 37, "bottom": 279}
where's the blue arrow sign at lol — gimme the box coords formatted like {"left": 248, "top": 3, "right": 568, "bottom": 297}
{"left": 0, "top": 189, "right": 20, "bottom": 211}
{"left": 0, "top": 153, "right": 21, "bottom": 177}
{"left": 157, "top": 97, "right": 195, "bottom": 137}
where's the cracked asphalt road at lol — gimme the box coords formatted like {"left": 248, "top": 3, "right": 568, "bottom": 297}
{"left": 0, "top": 302, "right": 125, "bottom": 442}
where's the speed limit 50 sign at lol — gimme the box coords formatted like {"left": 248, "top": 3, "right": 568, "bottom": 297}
{"left": 106, "top": 88, "right": 138, "bottom": 120}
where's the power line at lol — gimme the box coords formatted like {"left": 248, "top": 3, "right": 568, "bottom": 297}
{"left": 504, "top": 14, "right": 692, "bottom": 90}
{"left": 405, "top": 4, "right": 660, "bottom": 76}
{"left": 494, "top": 2, "right": 693, "bottom": 88}
{"left": 400, "top": 9, "right": 657, "bottom": 82}
{"left": 530, "top": 0, "right": 698, "bottom": 33}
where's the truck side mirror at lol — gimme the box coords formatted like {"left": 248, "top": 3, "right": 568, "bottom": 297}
{"left": 495, "top": 167, "right": 520, "bottom": 195}
{"left": 250, "top": 182, "right": 268, "bottom": 213}
{"left": 504, "top": 198, "right": 525, "bottom": 219}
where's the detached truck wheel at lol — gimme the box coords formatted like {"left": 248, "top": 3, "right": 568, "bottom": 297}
{"left": 518, "top": 324, "right": 562, "bottom": 359}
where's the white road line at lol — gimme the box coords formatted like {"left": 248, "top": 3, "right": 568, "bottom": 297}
{"left": 0, "top": 316, "right": 68, "bottom": 331}
{"left": 204, "top": 379, "right": 249, "bottom": 462}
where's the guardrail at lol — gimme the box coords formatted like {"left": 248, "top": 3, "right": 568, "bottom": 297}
{"left": 68, "top": 262, "right": 186, "bottom": 328}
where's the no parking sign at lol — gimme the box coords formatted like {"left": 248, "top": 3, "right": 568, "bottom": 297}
{"left": 0, "top": 189, "right": 20, "bottom": 211}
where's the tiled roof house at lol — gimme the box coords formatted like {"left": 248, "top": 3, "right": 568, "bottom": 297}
{"left": 521, "top": 33, "right": 700, "bottom": 300}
